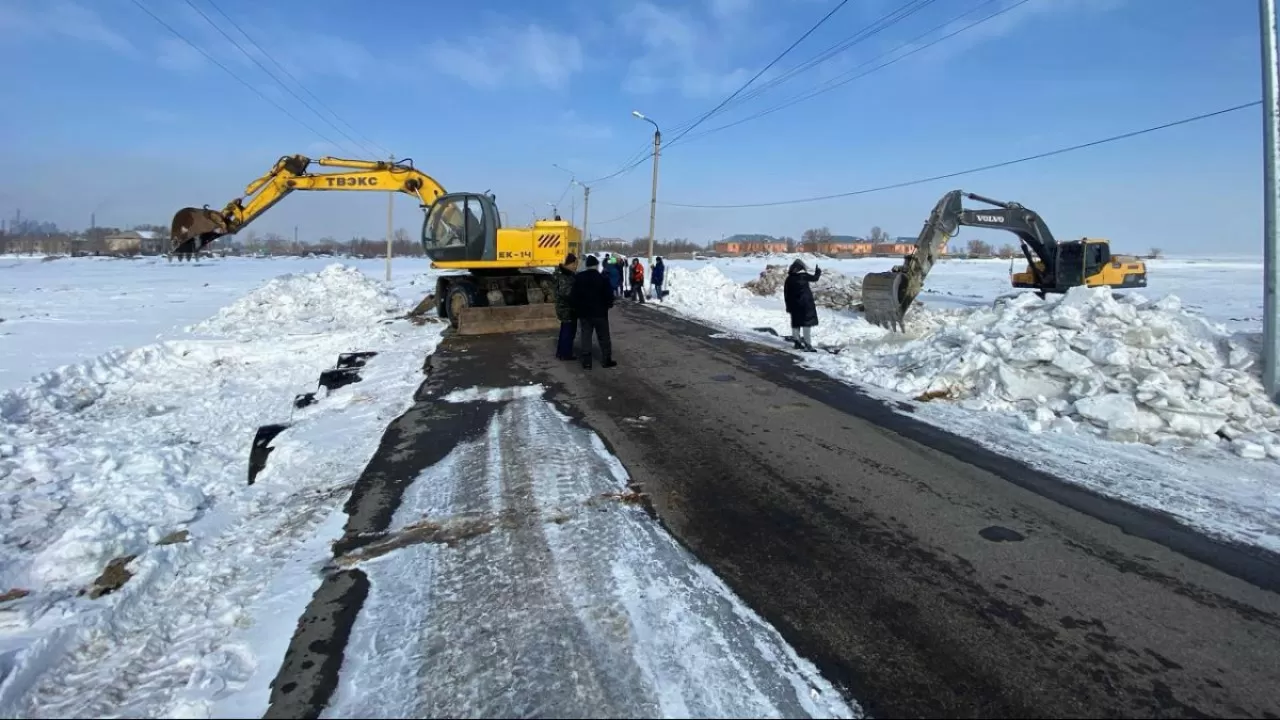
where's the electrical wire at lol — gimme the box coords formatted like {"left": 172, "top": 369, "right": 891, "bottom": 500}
{"left": 663, "top": 0, "right": 853, "bottom": 147}
{"left": 129, "top": 0, "right": 344, "bottom": 148}
{"left": 199, "top": 0, "right": 392, "bottom": 158}
{"left": 584, "top": 0, "right": 855, "bottom": 185}
{"left": 593, "top": 205, "right": 650, "bottom": 226}
{"left": 675, "top": 0, "right": 1034, "bottom": 147}
{"left": 664, "top": 101, "right": 1262, "bottom": 209}
{"left": 700, "top": 0, "right": 940, "bottom": 122}
{"left": 180, "top": 0, "right": 376, "bottom": 157}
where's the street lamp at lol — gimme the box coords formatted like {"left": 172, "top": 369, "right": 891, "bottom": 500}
{"left": 632, "top": 110, "right": 661, "bottom": 269}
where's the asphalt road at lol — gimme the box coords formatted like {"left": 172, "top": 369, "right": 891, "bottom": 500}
{"left": 270, "top": 302, "right": 1280, "bottom": 719}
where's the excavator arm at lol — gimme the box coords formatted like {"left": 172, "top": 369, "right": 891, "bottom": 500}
{"left": 170, "top": 155, "right": 448, "bottom": 254}
{"left": 860, "top": 190, "right": 1061, "bottom": 330}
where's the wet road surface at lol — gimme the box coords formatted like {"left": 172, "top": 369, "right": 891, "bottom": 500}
{"left": 270, "top": 303, "right": 1280, "bottom": 719}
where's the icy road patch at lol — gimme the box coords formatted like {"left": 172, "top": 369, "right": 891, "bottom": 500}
{"left": 324, "top": 385, "right": 858, "bottom": 719}
{"left": 0, "top": 264, "right": 443, "bottom": 718}
{"left": 656, "top": 263, "right": 1280, "bottom": 554}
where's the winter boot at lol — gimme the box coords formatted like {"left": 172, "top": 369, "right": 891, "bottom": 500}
{"left": 802, "top": 342, "right": 817, "bottom": 353}
{"left": 602, "top": 356, "right": 617, "bottom": 368}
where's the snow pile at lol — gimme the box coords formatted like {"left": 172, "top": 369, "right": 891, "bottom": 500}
{"left": 0, "top": 268, "right": 444, "bottom": 717}
{"left": 664, "top": 266, "right": 768, "bottom": 317}
{"left": 188, "top": 263, "right": 404, "bottom": 339}
{"left": 745, "top": 264, "right": 863, "bottom": 309}
{"left": 838, "top": 287, "right": 1280, "bottom": 459}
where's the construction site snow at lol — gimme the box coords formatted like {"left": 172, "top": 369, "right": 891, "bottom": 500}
{"left": 0, "top": 262, "right": 444, "bottom": 717}
{"left": 659, "top": 258, "right": 1280, "bottom": 554}
{"left": 324, "top": 384, "right": 856, "bottom": 719}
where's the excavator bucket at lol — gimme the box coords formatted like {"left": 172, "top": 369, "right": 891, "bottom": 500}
{"left": 455, "top": 304, "right": 561, "bottom": 336}
{"left": 861, "top": 270, "right": 910, "bottom": 332}
{"left": 170, "top": 207, "right": 230, "bottom": 255}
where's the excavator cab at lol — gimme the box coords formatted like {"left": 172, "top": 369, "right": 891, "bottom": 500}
{"left": 420, "top": 192, "right": 499, "bottom": 264}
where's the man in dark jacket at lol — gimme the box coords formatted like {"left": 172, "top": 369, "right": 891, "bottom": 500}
{"left": 783, "top": 258, "right": 821, "bottom": 352}
{"left": 651, "top": 257, "right": 666, "bottom": 301}
{"left": 569, "top": 254, "right": 617, "bottom": 369}
{"left": 553, "top": 253, "right": 578, "bottom": 360}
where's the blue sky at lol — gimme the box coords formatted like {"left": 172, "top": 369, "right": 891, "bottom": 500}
{"left": 0, "top": 0, "right": 1266, "bottom": 254}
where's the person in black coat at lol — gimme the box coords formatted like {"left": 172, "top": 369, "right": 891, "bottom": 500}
{"left": 783, "top": 258, "right": 822, "bottom": 352}
{"left": 569, "top": 255, "right": 617, "bottom": 369}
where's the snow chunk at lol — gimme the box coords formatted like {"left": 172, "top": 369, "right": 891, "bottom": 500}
{"left": 744, "top": 264, "right": 863, "bottom": 310}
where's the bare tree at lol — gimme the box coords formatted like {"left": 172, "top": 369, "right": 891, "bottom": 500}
{"left": 966, "top": 238, "right": 993, "bottom": 256}
{"left": 997, "top": 243, "right": 1019, "bottom": 258}
{"left": 868, "top": 226, "right": 890, "bottom": 243}
{"left": 1149, "top": 247, "right": 1163, "bottom": 258}
{"left": 780, "top": 235, "right": 797, "bottom": 253}
{"left": 801, "top": 227, "right": 832, "bottom": 248}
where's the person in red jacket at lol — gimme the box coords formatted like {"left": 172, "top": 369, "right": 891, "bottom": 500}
{"left": 629, "top": 258, "right": 646, "bottom": 304}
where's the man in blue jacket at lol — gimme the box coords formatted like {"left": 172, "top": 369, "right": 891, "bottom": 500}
{"left": 651, "top": 257, "right": 666, "bottom": 301}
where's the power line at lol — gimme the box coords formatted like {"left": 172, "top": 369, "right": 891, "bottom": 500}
{"left": 664, "top": 0, "right": 853, "bottom": 147}
{"left": 703, "top": 0, "right": 940, "bottom": 122}
{"left": 200, "top": 0, "right": 391, "bottom": 157}
{"left": 594, "top": 205, "right": 649, "bottom": 225}
{"left": 585, "top": 0, "right": 854, "bottom": 185}
{"left": 128, "top": 0, "right": 343, "bottom": 148}
{"left": 180, "top": 0, "right": 373, "bottom": 157}
{"left": 669, "top": 0, "right": 1032, "bottom": 149}
{"left": 664, "top": 101, "right": 1261, "bottom": 209}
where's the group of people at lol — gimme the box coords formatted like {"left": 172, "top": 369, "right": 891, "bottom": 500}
{"left": 551, "top": 252, "right": 823, "bottom": 368}
{"left": 552, "top": 252, "right": 667, "bottom": 369}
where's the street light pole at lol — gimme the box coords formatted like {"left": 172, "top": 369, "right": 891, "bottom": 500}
{"left": 633, "top": 110, "right": 661, "bottom": 269}
{"left": 386, "top": 154, "right": 394, "bottom": 282}
{"left": 1263, "top": 0, "right": 1280, "bottom": 401}
{"left": 553, "top": 163, "right": 592, "bottom": 256}
{"left": 579, "top": 182, "right": 591, "bottom": 256}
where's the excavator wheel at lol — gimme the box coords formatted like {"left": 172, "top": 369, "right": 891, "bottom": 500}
{"left": 861, "top": 270, "right": 910, "bottom": 332}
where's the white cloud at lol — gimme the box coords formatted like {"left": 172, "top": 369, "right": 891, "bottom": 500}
{"left": 618, "top": 1, "right": 756, "bottom": 100}
{"left": 0, "top": 0, "right": 136, "bottom": 56}
{"left": 426, "top": 23, "right": 584, "bottom": 91}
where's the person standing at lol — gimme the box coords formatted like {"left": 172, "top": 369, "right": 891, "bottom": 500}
{"left": 629, "top": 257, "right": 646, "bottom": 303}
{"left": 651, "top": 256, "right": 666, "bottom": 301}
{"left": 783, "top": 258, "right": 822, "bottom": 352}
{"left": 553, "top": 253, "right": 578, "bottom": 360}
{"left": 570, "top": 255, "right": 617, "bottom": 369}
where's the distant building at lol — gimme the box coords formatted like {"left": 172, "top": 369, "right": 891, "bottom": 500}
{"left": 799, "top": 235, "right": 873, "bottom": 256}
{"left": 872, "top": 242, "right": 916, "bottom": 256}
{"left": 104, "top": 230, "right": 165, "bottom": 255}
{"left": 713, "top": 240, "right": 788, "bottom": 255}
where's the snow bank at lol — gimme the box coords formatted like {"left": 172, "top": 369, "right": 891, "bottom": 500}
{"left": 745, "top": 264, "right": 863, "bottom": 310}
{"left": 662, "top": 266, "right": 1279, "bottom": 462}
{"left": 844, "top": 288, "right": 1280, "bottom": 459}
{"left": 188, "top": 263, "right": 404, "bottom": 339}
{"left": 0, "top": 265, "right": 443, "bottom": 717}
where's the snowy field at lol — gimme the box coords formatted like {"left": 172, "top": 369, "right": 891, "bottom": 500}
{"left": 654, "top": 254, "right": 1280, "bottom": 555}
{"left": 0, "top": 255, "right": 857, "bottom": 718}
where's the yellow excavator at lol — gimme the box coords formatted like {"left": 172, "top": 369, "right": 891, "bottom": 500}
{"left": 170, "top": 154, "right": 581, "bottom": 335}
{"left": 861, "top": 189, "right": 1148, "bottom": 330}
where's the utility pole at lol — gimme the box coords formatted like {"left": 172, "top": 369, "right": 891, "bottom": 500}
{"left": 1263, "top": 0, "right": 1280, "bottom": 401}
{"left": 293, "top": 225, "right": 298, "bottom": 248}
{"left": 386, "top": 154, "right": 394, "bottom": 282}
{"left": 581, "top": 183, "right": 591, "bottom": 256}
{"left": 632, "top": 110, "right": 661, "bottom": 268}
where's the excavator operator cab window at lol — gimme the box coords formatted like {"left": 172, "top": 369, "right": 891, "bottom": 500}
{"left": 1084, "top": 241, "right": 1109, "bottom": 276}
{"left": 422, "top": 194, "right": 493, "bottom": 262}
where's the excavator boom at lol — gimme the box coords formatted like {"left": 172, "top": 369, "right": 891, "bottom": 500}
{"left": 860, "top": 190, "right": 1147, "bottom": 331}
{"left": 861, "top": 190, "right": 963, "bottom": 331}
{"left": 170, "top": 153, "right": 583, "bottom": 337}
{"left": 169, "top": 155, "right": 447, "bottom": 255}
